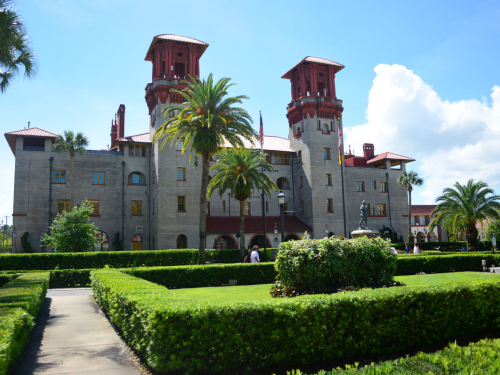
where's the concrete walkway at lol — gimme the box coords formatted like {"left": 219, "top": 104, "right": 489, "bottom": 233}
{"left": 14, "top": 288, "right": 141, "bottom": 375}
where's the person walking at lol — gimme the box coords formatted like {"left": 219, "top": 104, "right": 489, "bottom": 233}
{"left": 244, "top": 249, "right": 252, "bottom": 263}
{"left": 405, "top": 243, "right": 411, "bottom": 254}
{"left": 250, "top": 245, "right": 260, "bottom": 263}
{"left": 414, "top": 244, "right": 420, "bottom": 254}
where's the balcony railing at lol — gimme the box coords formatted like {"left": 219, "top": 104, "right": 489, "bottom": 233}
{"left": 23, "top": 146, "right": 44, "bottom": 151}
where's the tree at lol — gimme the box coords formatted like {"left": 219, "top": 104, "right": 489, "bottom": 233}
{"left": 485, "top": 218, "right": 500, "bottom": 242}
{"left": 429, "top": 179, "right": 500, "bottom": 251}
{"left": 0, "top": 0, "right": 37, "bottom": 93}
{"left": 207, "top": 148, "right": 278, "bottom": 255}
{"left": 153, "top": 74, "right": 257, "bottom": 263}
{"left": 397, "top": 171, "right": 424, "bottom": 242}
{"left": 42, "top": 200, "right": 101, "bottom": 252}
{"left": 53, "top": 131, "right": 89, "bottom": 209}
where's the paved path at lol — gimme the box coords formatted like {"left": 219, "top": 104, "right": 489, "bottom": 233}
{"left": 15, "top": 288, "right": 141, "bottom": 375}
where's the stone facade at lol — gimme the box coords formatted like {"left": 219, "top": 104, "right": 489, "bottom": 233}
{"left": 6, "top": 34, "right": 415, "bottom": 252}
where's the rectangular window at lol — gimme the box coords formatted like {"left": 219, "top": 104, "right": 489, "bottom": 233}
{"left": 128, "top": 143, "right": 146, "bottom": 157}
{"left": 298, "top": 151, "right": 302, "bottom": 163}
{"left": 299, "top": 176, "right": 303, "bottom": 188}
{"left": 206, "top": 202, "right": 210, "bottom": 216}
{"left": 243, "top": 202, "right": 251, "bottom": 216}
{"left": 222, "top": 201, "right": 226, "bottom": 212}
{"left": 264, "top": 152, "right": 271, "bottom": 163}
{"left": 327, "top": 198, "right": 333, "bottom": 213}
{"left": 89, "top": 200, "right": 99, "bottom": 215}
{"left": 324, "top": 148, "right": 331, "bottom": 159}
{"left": 356, "top": 181, "right": 365, "bottom": 192}
{"left": 380, "top": 182, "right": 387, "bottom": 192}
{"left": 53, "top": 170, "right": 66, "bottom": 183}
{"left": 300, "top": 200, "right": 304, "bottom": 215}
{"left": 57, "top": 199, "right": 71, "bottom": 213}
{"left": 93, "top": 171, "right": 105, "bottom": 185}
{"left": 152, "top": 169, "right": 155, "bottom": 184}
{"left": 178, "top": 196, "right": 186, "bottom": 212}
{"left": 274, "top": 152, "right": 290, "bottom": 165}
{"left": 177, "top": 139, "right": 184, "bottom": 151}
{"left": 377, "top": 204, "right": 386, "bottom": 216}
{"left": 374, "top": 180, "right": 377, "bottom": 190}
{"left": 283, "top": 202, "right": 289, "bottom": 216}
{"left": 132, "top": 200, "right": 142, "bottom": 216}
{"left": 177, "top": 167, "right": 185, "bottom": 181}
{"left": 326, "top": 174, "right": 332, "bottom": 185}
{"left": 265, "top": 201, "right": 269, "bottom": 213}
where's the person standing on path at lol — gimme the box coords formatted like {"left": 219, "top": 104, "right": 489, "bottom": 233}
{"left": 405, "top": 243, "right": 411, "bottom": 254}
{"left": 244, "top": 249, "right": 252, "bottom": 263}
{"left": 250, "top": 245, "right": 260, "bottom": 263}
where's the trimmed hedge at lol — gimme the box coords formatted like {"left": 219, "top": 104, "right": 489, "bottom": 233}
{"left": 0, "top": 273, "right": 49, "bottom": 317}
{"left": 392, "top": 241, "right": 493, "bottom": 252}
{"left": 396, "top": 254, "right": 500, "bottom": 275}
{"left": 0, "top": 274, "right": 20, "bottom": 288}
{"left": 123, "top": 263, "right": 276, "bottom": 289}
{"left": 91, "top": 269, "right": 500, "bottom": 374}
{"left": 0, "top": 308, "right": 35, "bottom": 375}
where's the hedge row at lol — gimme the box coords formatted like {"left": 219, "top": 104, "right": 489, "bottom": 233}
{"left": 395, "top": 254, "right": 500, "bottom": 275}
{"left": 0, "top": 248, "right": 273, "bottom": 271}
{"left": 392, "top": 241, "right": 493, "bottom": 252}
{"left": 91, "top": 269, "right": 500, "bottom": 374}
{"left": 0, "top": 274, "right": 20, "bottom": 288}
{"left": 123, "top": 263, "right": 276, "bottom": 289}
{"left": 0, "top": 272, "right": 49, "bottom": 374}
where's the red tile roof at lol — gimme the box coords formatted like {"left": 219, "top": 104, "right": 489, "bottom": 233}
{"left": 367, "top": 152, "right": 415, "bottom": 164}
{"left": 5, "top": 127, "right": 58, "bottom": 138}
{"left": 411, "top": 205, "right": 437, "bottom": 215}
{"left": 113, "top": 133, "right": 151, "bottom": 145}
{"left": 282, "top": 56, "right": 345, "bottom": 79}
{"left": 145, "top": 34, "right": 209, "bottom": 61}
{"left": 206, "top": 216, "right": 312, "bottom": 233}
{"left": 221, "top": 135, "right": 295, "bottom": 153}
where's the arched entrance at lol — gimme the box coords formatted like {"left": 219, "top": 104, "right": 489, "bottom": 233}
{"left": 177, "top": 234, "right": 187, "bottom": 249}
{"left": 214, "top": 235, "right": 237, "bottom": 249}
{"left": 249, "top": 234, "right": 271, "bottom": 249}
{"left": 131, "top": 235, "right": 143, "bottom": 250}
{"left": 93, "top": 231, "right": 109, "bottom": 251}
{"left": 284, "top": 233, "right": 300, "bottom": 242}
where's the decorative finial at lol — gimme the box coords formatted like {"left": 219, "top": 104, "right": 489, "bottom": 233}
{"left": 28, "top": 121, "right": 30, "bottom": 129}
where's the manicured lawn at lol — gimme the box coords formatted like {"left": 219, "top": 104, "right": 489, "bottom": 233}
{"left": 173, "top": 272, "right": 500, "bottom": 303}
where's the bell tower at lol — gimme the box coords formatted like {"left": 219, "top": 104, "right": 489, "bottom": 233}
{"left": 282, "top": 56, "right": 346, "bottom": 238}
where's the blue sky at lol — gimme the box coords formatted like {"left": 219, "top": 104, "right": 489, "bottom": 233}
{"left": 1, "top": 0, "right": 500, "bottom": 221}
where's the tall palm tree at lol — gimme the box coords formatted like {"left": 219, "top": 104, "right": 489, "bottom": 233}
{"left": 397, "top": 171, "right": 424, "bottom": 242}
{"left": 0, "top": 0, "right": 37, "bottom": 93}
{"left": 53, "top": 131, "right": 89, "bottom": 209}
{"left": 153, "top": 74, "right": 257, "bottom": 264}
{"left": 207, "top": 148, "right": 278, "bottom": 255}
{"left": 429, "top": 179, "right": 500, "bottom": 250}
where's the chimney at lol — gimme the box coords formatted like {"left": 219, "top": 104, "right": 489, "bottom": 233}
{"left": 117, "top": 104, "right": 125, "bottom": 139}
{"left": 363, "top": 143, "right": 374, "bottom": 160}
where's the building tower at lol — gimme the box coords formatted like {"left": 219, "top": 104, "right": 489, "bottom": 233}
{"left": 282, "top": 57, "right": 346, "bottom": 238}
{"left": 144, "top": 35, "right": 209, "bottom": 250}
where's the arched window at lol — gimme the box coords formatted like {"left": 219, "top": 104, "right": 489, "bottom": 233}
{"left": 128, "top": 172, "right": 146, "bottom": 185}
{"left": 93, "top": 231, "right": 109, "bottom": 251}
{"left": 296, "top": 127, "right": 301, "bottom": 137}
{"left": 322, "top": 124, "right": 329, "bottom": 134}
{"left": 284, "top": 234, "right": 300, "bottom": 242}
{"left": 277, "top": 177, "right": 290, "bottom": 189}
{"left": 177, "top": 234, "right": 187, "bottom": 249}
{"left": 131, "top": 235, "right": 143, "bottom": 250}
{"left": 214, "top": 235, "right": 237, "bottom": 250}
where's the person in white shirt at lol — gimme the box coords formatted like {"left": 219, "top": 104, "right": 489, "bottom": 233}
{"left": 414, "top": 244, "right": 420, "bottom": 254}
{"left": 250, "top": 245, "right": 260, "bottom": 263}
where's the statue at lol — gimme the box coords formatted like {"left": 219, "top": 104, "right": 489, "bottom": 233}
{"left": 359, "top": 200, "right": 368, "bottom": 229}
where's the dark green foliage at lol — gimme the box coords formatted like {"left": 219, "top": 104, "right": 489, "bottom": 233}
{"left": 123, "top": 263, "right": 275, "bottom": 289}
{"left": 208, "top": 248, "right": 269, "bottom": 263}
{"left": 0, "top": 272, "right": 49, "bottom": 316}
{"left": 0, "top": 274, "right": 20, "bottom": 287}
{"left": 20, "top": 232, "right": 33, "bottom": 253}
{"left": 275, "top": 236, "right": 397, "bottom": 293}
{"left": 91, "top": 269, "right": 500, "bottom": 374}
{"left": 112, "top": 231, "right": 123, "bottom": 251}
{"left": 395, "top": 254, "right": 500, "bottom": 275}
{"left": 0, "top": 308, "right": 34, "bottom": 375}
{"left": 50, "top": 269, "right": 92, "bottom": 287}
{"left": 391, "top": 241, "right": 493, "bottom": 252}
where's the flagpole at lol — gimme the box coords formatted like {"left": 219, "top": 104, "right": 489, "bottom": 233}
{"left": 260, "top": 111, "right": 267, "bottom": 253}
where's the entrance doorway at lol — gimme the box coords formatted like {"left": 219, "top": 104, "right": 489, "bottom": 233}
{"left": 214, "top": 235, "right": 237, "bottom": 249}
{"left": 249, "top": 234, "right": 271, "bottom": 249}
{"left": 93, "top": 231, "right": 109, "bottom": 251}
{"left": 131, "top": 235, "right": 143, "bottom": 250}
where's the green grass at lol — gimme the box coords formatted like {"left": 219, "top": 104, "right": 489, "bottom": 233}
{"left": 173, "top": 272, "right": 500, "bottom": 303}
{"left": 286, "top": 338, "right": 500, "bottom": 374}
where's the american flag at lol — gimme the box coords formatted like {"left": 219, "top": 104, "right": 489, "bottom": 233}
{"left": 259, "top": 112, "right": 264, "bottom": 148}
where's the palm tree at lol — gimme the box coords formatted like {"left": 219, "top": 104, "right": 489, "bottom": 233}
{"left": 429, "top": 179, "right": 500, "bottom": 250}
{"left": 0, "top": 0, "right": 37, "bottom": 93}
{"left": 153, "top": 74, "right": 257, "bottom": 264}
{"left": 397, "top": 171, "right": 424, "bottom": 242}
{"left": 53, "top": 131, "right": 89, "bottom": 209}
{"left": 207, "top": 148, "right": 278, "bottom": 256}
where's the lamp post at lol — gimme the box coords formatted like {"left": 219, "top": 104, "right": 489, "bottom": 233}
{"left": 278, "top": 191, "right": 285, "bottom": 243}
{"left": 12, "top": 226, "right": 16, "bottom": 253}
{"left": 492, "top": 233, "right": 496, "bottom": 254}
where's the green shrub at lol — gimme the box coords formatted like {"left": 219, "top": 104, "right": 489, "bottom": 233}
{"left": 396, "top": 254, "right": 500, "bottom": 275}
{"left": 91, "top": 269, "right": 500, "bottom": 374}
{"left": 50, "top": 269, "right": 92, "bottom": 288}
{"left": 0, "top": 273, "right": 49, "bottom": 316}
{"left": 0, "top": 308, "right": 35, "bottom": 375}
{"left": 0, "top": 274, "right": 20, "bottom": 288}
{"left": 276, "top": 236, "right": 397, "bottom": 292}
{"left": 123, "top": 263, "right": 275, "bottom": 289}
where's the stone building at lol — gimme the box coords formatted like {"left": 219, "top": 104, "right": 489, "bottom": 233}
{"left": 6, "top": 34, "right": 415, "bottom": 252}
{"left": 410, "top": 205, "right": 449, "bottom": 243}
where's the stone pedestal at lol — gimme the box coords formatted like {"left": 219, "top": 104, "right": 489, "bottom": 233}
{"left": 351, "top": 229, "right": 379, "bottom": 239}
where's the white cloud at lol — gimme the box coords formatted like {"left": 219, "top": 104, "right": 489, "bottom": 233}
{"left": 345, "top": 64, "right": 500, "bottom": 204}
